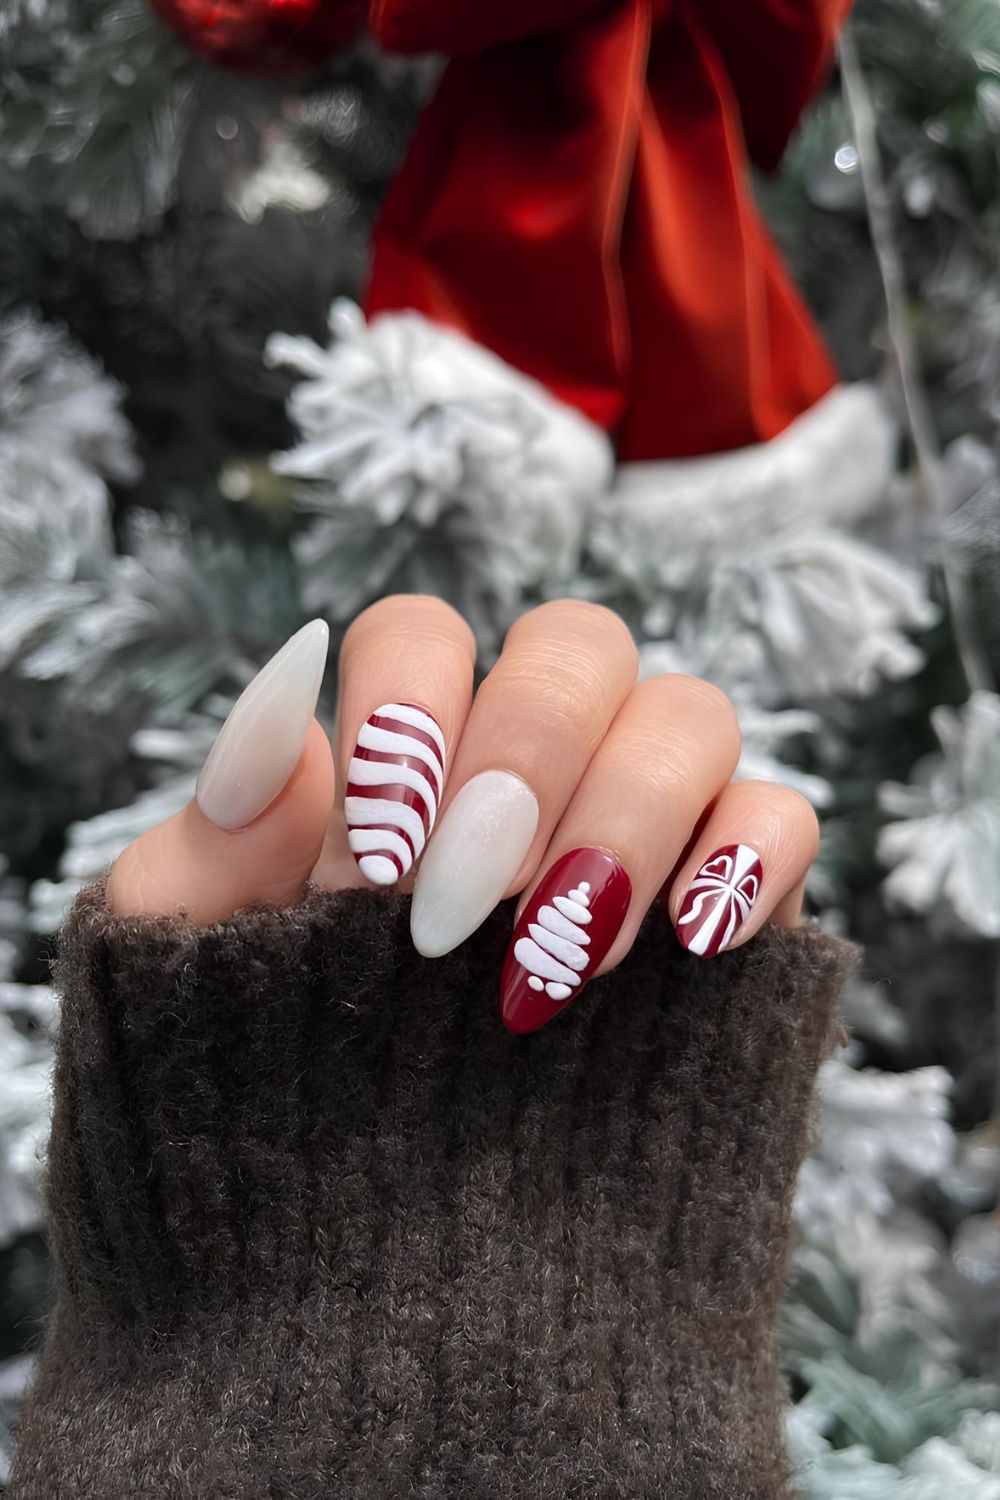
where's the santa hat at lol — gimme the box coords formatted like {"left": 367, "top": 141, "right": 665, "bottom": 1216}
{"left": 152, "top": 0, "right": 891, "bottom": 503}
{"left": 260, "top": 0, "right": 890, "bottom": 536}
{"left": 349, "top": 0, "right": 892, "bottom": 517}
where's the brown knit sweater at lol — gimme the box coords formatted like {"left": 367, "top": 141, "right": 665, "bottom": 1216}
{"left": 8, "top": 881, "right": 856, "bottom": 1499}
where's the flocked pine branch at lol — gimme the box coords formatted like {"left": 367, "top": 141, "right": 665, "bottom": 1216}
{"left": 268, "top": 299, "right": 611, "bottom": 653}
{"left": 782, "top": 1051, "right": 1000, "bottom": 1495}
{"left": 841, "top": 17, "right": 997, "bottom": 697}
{"left": 0, "top": 316, "right": 302, "bottom": 720}
{"left": 0, "top": 312, "right": 310, "bottom": 857}
{"left": 879, "top": 691, "right": 1000, "bottom": 938}
{"left": 0, "top": 310, "right": 138, "bottom": 481}
{"left": 0, "top": 0, "right": 195, "bottom": 239}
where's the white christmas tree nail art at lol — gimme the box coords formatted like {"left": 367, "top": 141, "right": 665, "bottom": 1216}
{"left": 514, "top": 880, "right": 593, "bottom": 1002}
{"left": 501, "top": 849, "right": 631, "bottom": 1034}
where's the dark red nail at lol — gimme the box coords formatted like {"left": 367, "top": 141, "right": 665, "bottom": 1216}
{"left": 675, "top": 844, "right": 762, "bottom": 957}
{"left": 500, "top": 847, "right": 631, "bottom": 1034}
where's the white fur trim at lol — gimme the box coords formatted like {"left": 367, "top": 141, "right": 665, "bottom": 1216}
{"left": 612, "top": 383, "right": 895, "bottom": 531}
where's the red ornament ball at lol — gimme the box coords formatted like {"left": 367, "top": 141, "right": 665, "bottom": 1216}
{"left": 150, "top": 0, "right": 366, "bottom": 76}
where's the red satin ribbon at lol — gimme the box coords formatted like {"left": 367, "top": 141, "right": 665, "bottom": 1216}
{"left": 365, "top": 0, "right": 849, "bottom": 460}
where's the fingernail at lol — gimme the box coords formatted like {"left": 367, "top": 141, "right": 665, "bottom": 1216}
{"left": 675, "top": 844, "right": 762, "bottom": 957}
{"left": 500, "top": 847, "right": 632, "bottom": 1034}
{"left": 195, "top": 620, "right": 328, "bottom": 830}
{"left": 345, "top": 702, "right": 446, "bottom": 886}
{"left": 410, "top": 770, "right": 539, "bottom": 957}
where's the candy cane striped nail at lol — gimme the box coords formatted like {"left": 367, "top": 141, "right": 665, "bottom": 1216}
{"left": 676, "top": 844, "right": 763, "bottom": 957}
{"left": 345, "top": 702, "right": 446, "bottom": 886}
{"left": 500, "top": 848, "right": 631, "bottom": 1034}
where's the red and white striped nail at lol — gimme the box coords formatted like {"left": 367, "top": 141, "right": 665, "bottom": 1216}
{"left": 500, "top": 847, "right": 632, "bottom": 1034}
{"left": 675, "top": 844, "right": 763, "bottom": 957}
{"left": 345, "top": 702, "right": 446, "bottom": 886}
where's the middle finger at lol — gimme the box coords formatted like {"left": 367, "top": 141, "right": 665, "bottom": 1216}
{"left": 410, "top": 600, "right": 638, "bottom": 956}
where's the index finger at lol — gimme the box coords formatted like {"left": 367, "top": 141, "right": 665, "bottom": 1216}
{"left": 333, "top": 594, "right": 477, "bottom": 886}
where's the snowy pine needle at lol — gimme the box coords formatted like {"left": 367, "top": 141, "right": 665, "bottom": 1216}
{"left": 268, "top": 300, "right": 612, "bottom": 651}
{"left": 879, "top": 691, "right": 1000, "bottom": 937}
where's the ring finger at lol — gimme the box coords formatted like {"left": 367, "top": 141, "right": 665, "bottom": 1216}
{"left": 499, "top": 673, "right": 741, "bottom": 1031}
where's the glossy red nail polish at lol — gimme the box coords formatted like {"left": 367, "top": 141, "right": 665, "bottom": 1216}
{"left": 500, "top": 847, "right": 631, "bottom": 1034}
{"left": 675, "top": 844, "right": 762, "bottom": 957}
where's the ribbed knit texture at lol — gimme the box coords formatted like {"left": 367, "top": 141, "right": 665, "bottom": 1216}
{"left": 9, "top": 882, "right": 856, "bottom": 1499}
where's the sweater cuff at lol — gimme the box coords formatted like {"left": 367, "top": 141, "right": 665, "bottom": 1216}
{"left": 25, "top": 881, "right": 856, "bottom": 1498}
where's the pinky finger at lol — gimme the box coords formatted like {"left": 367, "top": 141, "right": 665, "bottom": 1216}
{"left": 666, "top": 780, "right": 820, "bottom": 957}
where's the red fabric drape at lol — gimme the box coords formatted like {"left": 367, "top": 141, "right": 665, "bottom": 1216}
{"left": 369, "top": 0, "right": 615, "bottom": 54}
{"left": 366, "top": 0, "right": 846, "bottom": 460}
{"left": 697, "top": 0, "right": 852, "bottom": 170}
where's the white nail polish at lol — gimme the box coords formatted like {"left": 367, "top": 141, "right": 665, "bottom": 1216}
{"left": 195, "top": 620, "right": 329, "bottom": 831}
{"left": 410, "top": 769, "right": 539, "bottom": 957}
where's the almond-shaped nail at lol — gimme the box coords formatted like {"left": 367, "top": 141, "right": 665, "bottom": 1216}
{"left": 410, "top": 769, "right": 539, "bottom": 957}
{"left": 500, "top": 847, "right": 631, "bottom": 1034}
{"left": 676, "top": 844, "right": 762, "bottom": 956}
{"left": 195, "top": 620, "right": 328, "bottom": 831}
{"left": 345, "top": 702, "right": 446, "bottom": 886}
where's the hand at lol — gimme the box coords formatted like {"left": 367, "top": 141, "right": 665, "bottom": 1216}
{"left": 107, "top": 596, "right": 819, "bottom": 1031}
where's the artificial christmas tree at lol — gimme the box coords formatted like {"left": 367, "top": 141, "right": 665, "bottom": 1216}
{"left": 1, "top": 0, "right": 998, "bottom": 1492}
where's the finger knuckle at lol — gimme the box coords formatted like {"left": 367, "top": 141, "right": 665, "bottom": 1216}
{"left": 484, "top": 652, "right": 611, "bottom": 745}
{"left": 672, "top": 673, "right": 738, "bottom": 726}
{"left": 341, "top": 593, "right": 476, "bottom": 667}
{"left": 510, "top": 599, "right": 639, "bottom": 676}
{"left": 633, "top": 674, "right": 741, "bottom": 753}
{"left": 339, "top": 598, "right": 391, "bottom": 662}
{"left": 405, "top": 595, "right": 478, "bottom": 659}
{"left": 739, "top": 780, "right": 821, "bottom": 856}
{"left": 623, "top": 735, "right": 702, "bottom": 798}
{"left": 779, "top": 787, "right": 822, "bottom": 855}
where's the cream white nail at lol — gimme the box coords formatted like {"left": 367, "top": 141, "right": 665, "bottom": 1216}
{"left": 410, "top": 769, "right": 539, "bottom": 957}
{"left": 195, "top": 620, "right": 328, "bottom": 831}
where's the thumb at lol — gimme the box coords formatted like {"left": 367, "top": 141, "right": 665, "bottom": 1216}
{"left": 106, "top": 623, "right": 335, "bottom": 925}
